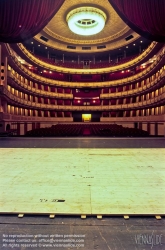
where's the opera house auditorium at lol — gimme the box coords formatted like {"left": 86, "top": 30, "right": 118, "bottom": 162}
{"left": 0, "top": 1, "right": 165, "bottom": 249}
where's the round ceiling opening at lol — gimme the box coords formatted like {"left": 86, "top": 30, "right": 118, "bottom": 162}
{"left": 66, "top": 7, "right": 107, "bottom": 36}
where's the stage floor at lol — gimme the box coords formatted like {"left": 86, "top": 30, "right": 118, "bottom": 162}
{"left": 1, "top": 148, "right": 165, "bottom": 216}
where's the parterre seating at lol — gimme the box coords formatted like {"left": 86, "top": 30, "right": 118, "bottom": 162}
{"left": 25, "top": 124, "right": 149, "bottom": 137}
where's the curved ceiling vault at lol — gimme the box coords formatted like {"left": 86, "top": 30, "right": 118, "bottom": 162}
{"left": 35, "top": 0, "right": 140, "bottom": 53}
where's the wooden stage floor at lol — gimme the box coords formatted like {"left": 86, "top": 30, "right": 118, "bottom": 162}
{"left": 1, "top": 147, "right": 165, "bottom": 216}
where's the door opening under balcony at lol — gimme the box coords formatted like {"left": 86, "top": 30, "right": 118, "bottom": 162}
{"left": 82, "top": 114, "right": 91, "bottom": 122}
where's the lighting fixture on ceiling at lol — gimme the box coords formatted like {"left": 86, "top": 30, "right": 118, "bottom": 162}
{"left": 66, "top": 7, "right": 107, "bottom": 36}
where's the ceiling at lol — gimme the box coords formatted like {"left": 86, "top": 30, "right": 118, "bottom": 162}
{"left": 34, "top": 0, "right": 140, "bottom": 53}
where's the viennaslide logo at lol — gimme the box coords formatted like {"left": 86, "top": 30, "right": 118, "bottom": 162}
{"left": 135, "top": 231, "right": 163, "bottom": 249}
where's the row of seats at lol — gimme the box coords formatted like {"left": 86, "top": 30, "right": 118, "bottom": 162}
{"left": 25, "top": 124, "right": 149, "bottom": 137}
{"left": 91, "top": 125, "right": 149, "bottom": 137}
{"left": 0, "top": 129, "right": 17, "bottom": 137}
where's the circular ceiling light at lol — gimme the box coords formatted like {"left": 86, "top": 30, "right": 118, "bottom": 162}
{"left": 66, "top": 7, "right": 107, "bottom": 36}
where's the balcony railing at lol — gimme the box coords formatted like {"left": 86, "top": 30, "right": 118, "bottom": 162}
{"left": 8, "top": 71, "right": 73, "bottom": 99}
{"left": 1, "top": 85, "right": 165, "bottom": 111}
{"left": 7, "top": 44, "right": 165, "bottom": 89}
{"left": 100, "top": 70, "right": 165, "bottom": 98}
{"left": 16, "top": 42, "right": 158, "bottom": 73}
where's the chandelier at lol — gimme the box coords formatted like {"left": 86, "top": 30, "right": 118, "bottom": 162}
{"left": 66, "top": 7, "right": 107, "bottom": 36}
